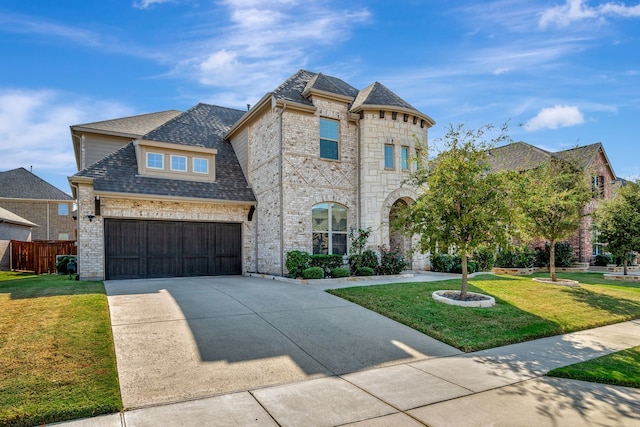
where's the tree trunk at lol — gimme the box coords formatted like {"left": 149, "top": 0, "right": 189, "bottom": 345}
{"left": 624, "top": 257, "right": 628, "bottom": 276}
{"left": 461, "top": 253, "right": 468, "bottom": 297}
{"left": 550, "top": 240, "right": 556, "bottom": 282}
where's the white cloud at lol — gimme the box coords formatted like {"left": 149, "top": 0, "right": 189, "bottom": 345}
{"left": 525, "top": 105, "right": 585, "bottom": 131}
{"left": 539, "top": 0, "right": 640, "bottom": 29}
{"left": 133, "top": 0, "right": 176, "bottom": 9}
{"left": 0, "top": 89, "right": 133, "bottom": 190}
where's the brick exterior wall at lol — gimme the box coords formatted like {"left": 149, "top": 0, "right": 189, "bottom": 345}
{"left": 75, "top": 183, "right": 255, "bottom": 280}
{"left": 241, "top": 95, "right": 431, "bottom": 275}
{"left": 0, "top": 200, "right": 76, "bottom": 241}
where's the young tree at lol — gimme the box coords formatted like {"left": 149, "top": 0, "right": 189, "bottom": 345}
{"left": 593, "top": 180, "right": 640, "bottom": 275}
{"left": 511, "top": 158, "right": 592, "bottom": 281}
{"left": 400, "top": 123, "right": 511, "bottom": 298}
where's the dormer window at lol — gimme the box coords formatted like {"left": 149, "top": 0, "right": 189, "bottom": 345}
{"left": 193, "top": 158, "right": 208, "bottom": 174}
{"left": 147, "top": 152, "right": 164, "bottom": 169}
{"left": 135, "top": 140, "right": 216, "bottom": 182}
{"left": 171, "top": 155, "right": 187, "bottom": 172}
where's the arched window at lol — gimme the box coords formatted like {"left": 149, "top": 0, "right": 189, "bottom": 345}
{"left": 312, "top": 202, "right": 347, "bottom": 254}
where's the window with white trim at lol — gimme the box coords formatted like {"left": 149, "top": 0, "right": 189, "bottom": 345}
{"left": 170, "top": 155, "right": 187, "bottom": 171}
{"left": 193, "top": 157, "right": 208, "bottom": 174}
{"left": 147, "top": 152, "right": 164, "bottom": 169}
{"left": 320, "top": 118, "right": 339, "bottom": 160}
{"left": 312, "top": 202, "right": 347, "bottom": 254}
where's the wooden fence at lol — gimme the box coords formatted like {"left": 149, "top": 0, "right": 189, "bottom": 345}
{"left": 10, "top": 240, "right": 77, "bottom": 274}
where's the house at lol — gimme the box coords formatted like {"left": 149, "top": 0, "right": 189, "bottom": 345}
{"left": 69, "top": 69, "right": 435, "bottom": 280}
{"left": 0, "top": 168, "right": 76, "bottom": 241}
{"left": 487, "top": 141, "right": 616, "bottom": 264}
{"left": 0, "top": 206, "right": 36, "bottom": 270}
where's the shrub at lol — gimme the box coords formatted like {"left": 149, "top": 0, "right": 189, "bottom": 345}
{"left": 285, "top": 250, "right": 311, "bottom": 278}
{"left": 554, "top": 242, "right": 576, "bottom": 267}
{"left": 431, "top": 253, "right": 456, "bottom": 273}
{"left": 594, "top": 253, "right": 613, "bottom": 266}
{"left": 302, "top": 266, "right": 324, "bottom": 279}
{"left": 614, "top": 252, "right": 636, "bottom": 266}
{"left": 349, "top": 249, "right": 379, "bottom": 274}
{"left": 495, "top": 246, "right": 537, "bottom": 268}
{"left": 450, "top": 258, "right": 478, "bottom": 274}
{"left": 310, "top": 254, "right": 343, "bottom": 275}
{"left": 378, "top": 246, "right": 408, "bottom": 275}
{"left": 331, "top": 267, "right": 350, "bottom": 278}
{"left": 472, "top": 246, "right": 495, "bottom": 271}
{"left": 356, "top": 266, "right": 375, "bottom": 276}
{"left": 534, "top": 246, "right": 549, "bottom": 267}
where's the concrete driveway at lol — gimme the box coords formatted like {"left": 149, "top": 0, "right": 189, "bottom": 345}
{"left": 105, "top": 275, "right": 461, "bottom": 409}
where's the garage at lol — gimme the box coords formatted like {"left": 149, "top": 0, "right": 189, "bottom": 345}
{"left": 105, "top": 219, "right": 242, "bottom": 280}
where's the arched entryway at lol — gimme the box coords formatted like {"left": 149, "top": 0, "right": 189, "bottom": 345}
{"left": 389, "top": 198, "right": 412, "bottom": 269}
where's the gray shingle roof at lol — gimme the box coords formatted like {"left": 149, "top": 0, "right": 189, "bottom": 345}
{"left": 487, "top": 141, "right": 609, "bottom": 174}
{"left": 0, "top": 168, "right": 73, "bottom": 200}
{"left": 352, "top": 81, "right": 418, "bottom": 112}
{"left": 71, "top": 110, "right": 182, "bottom": 136}
{"left": 272, "top": 69, "right": 359, "bottom": 106}
{"left": 72, "top": 104, "right": 255, "bottom": 203}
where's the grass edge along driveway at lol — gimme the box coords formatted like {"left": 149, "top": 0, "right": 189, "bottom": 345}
{"left": 0, "top": 272, "right": 121, "bottom": 427}
{"left": 327, "top": 273, "right": 640, "bottom": 353}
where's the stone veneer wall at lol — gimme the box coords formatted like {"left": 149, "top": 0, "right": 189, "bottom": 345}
{"left": 359, "top": 111, "right": 429, "bottom": 268}
{"left": 280, "top": 98, "right": 358, "bottom": 259}
{"left": 246, "top": 108, "right": 283, "bottom": 275}
{"left": 75, "top": 183, "right": 254, "bottom": 280}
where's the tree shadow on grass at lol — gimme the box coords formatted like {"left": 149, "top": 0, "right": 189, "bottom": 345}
{"left": 560, "top": 286, "right": 640, "bottom": 319}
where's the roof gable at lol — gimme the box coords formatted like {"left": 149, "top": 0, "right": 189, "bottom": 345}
{"left": 352, "top": 81, "right": 417, "bottom": 111}
{"left": 0, "top": 168, "right": 73, "bottom": 200}
{"left": 71, "top": 110, "right": 182, "bottom": 137}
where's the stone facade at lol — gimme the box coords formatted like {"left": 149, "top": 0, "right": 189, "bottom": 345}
{"left": 75, "top": 183, "right": 254, "bottom": 280}
{"left": 0, "top": 199, "right": 75, "bottom": 241}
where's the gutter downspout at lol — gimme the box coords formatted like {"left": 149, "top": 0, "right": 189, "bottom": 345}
{"left": 278, "top": 103, "right": 286, "bottom": 277}
{"left": 356, "top": 115, "right": 362, "bottom": 230}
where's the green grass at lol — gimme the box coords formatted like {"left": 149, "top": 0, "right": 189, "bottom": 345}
{"left": 548, "top": 346, "right": 640, "bottom": 388}
{"left": 0, "top": 272, "right": 122, "bottom": 427}
{"left": 328, "top": 273, "right": 640, "bottom": 352}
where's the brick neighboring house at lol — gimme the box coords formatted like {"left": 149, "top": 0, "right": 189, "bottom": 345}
{"left": 0, "top": 206, "right": 36, "bottom": 270}
{"left": 0, "top": 168, "right": 76, "bottom": 241}
{"left": 69, "top": 69, "right": 435, "bottom": 280}
{"left": 488, "top": 141, "right": 616, "bottom": 264}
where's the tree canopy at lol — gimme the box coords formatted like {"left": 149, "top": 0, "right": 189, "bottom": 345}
{"left": 510, "top": 157, "right": 592, "bottom": 281}
{"left": 593, "top": 180, "right": 640, "bottom": 275}
{"left": 400, "top": 123, "right": 511, "bottom": 297}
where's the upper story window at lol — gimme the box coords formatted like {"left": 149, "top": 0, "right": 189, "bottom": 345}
{"left": 147, "top": 152, "right": 164, "bottom": 169}
{"left": 58, "top": 203, "right": 69, "bottom": 216}
{"left": 171, "top": 155, "right": 187, "bottom": 172}
{"left": 193, "top": 158, "right": 208, "bottom": 174}
{"left": 312, "top": 202, "right": 347, "bottom": 255}
{"left": 401, "top": 146, "right": 409, "bottom": 170}
{"left": 592, "top": 175, "right": 605, "bottom": 198}
{"left": 320, "top": 118, "right": 339, "bottom": 160}
{"left": 384, "top": 144, "right": 395, "bottom": 169}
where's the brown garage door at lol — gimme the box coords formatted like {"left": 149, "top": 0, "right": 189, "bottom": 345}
{"left": 105, "top": 219, "right": 242, "bottom": 280}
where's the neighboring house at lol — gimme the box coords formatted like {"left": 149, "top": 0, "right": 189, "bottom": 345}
{"left": 488, "top": 141, "right": 616, "bottom": 264}
{"left": 0, "top": 168, "right": 75, "bottom": 241}
{"left": 69, "top": 69, "right": 435, "bottom": 280}
{"left": 0, "top": 206, "right": 36, "bottom": 270}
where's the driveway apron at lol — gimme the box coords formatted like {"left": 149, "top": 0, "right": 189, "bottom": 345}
{"left": 105, "top": 276, "right": 461, "bottom": 409}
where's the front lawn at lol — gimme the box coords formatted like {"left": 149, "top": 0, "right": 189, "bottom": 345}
{"left": 547, "top": 346, "right": 640, "bottom": 388}
{"left": 327, "top": 273, "right": 640, "bottom": 352}
{"left": 0, "top": 272, "right": 121, "bottom": 427}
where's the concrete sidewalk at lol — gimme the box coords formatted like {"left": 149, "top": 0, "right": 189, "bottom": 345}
{"left": 51, "top": 274, "right": 640, "bottom": 426}
{"left": 53, "top": 322, "right": 640, "bottom": 426}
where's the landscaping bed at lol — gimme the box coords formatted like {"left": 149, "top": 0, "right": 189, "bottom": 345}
{"left": 327, "top": 273, "right": 640, "bottom": 352}
{"left": 0, "top": 272, "right": 121, "bottom": 427}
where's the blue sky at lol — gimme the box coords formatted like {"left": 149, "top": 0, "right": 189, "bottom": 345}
{"left": 1, "top": 0, "right": 639, "bottom": 192}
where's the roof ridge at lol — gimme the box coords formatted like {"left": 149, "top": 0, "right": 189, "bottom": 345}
{"left": 72, "top": 109, "right": 182, "bottom": 128}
